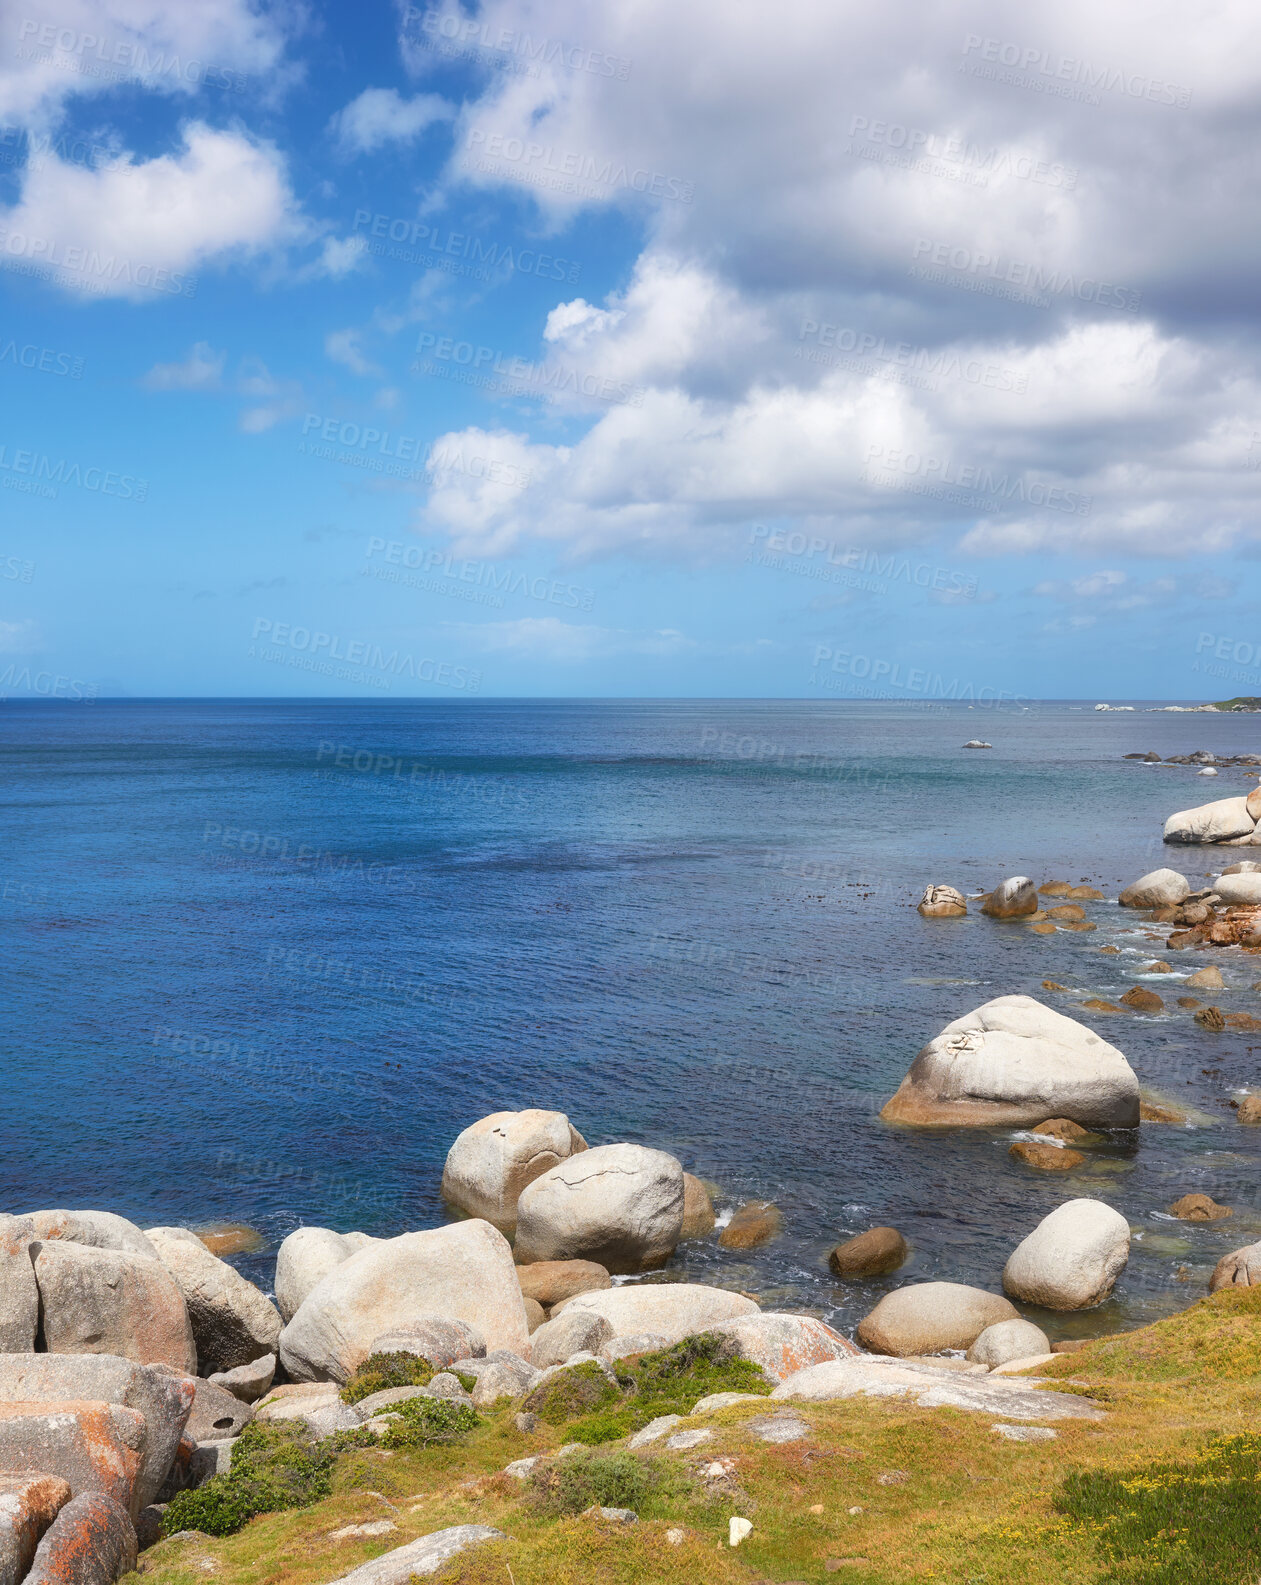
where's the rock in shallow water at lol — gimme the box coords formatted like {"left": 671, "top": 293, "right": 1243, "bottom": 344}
{"left": 829, "top": 1227, "right": 908, "bottom": 1278}
{"left": 718, "top": 1201, "right": 782, "bottom": 1250}
{"left": 513, "top": 1144, "right": 685, "bottom": 1274}
{"left": 880, "top": 994, "right": 1141, "bottom": 1128}
{"left": 856, "top": 1282, "right": 1019, "bottom": 1356}
{"left": 980, "top": 876, "right": 1038, "bottom": 918}
{"left": 441, "top": 1109, "right": 588, "bottom": 1234}
{"left": 1003, "top": 1199, "right": 1130, "bottom": 1310}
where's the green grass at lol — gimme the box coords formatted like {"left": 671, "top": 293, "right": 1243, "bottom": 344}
{"left": 1056, "top": 1432, "right": 1261, "bottom": 1583}
{"left": 522, "top": 1361, "right": 623, "bottom": 1426}
{"left": 525, "top": 1448, "right": 687, "bottom": 1519}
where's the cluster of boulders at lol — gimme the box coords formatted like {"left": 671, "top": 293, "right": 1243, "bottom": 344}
{"left": 917, "top": 875, "right": 1102, "bottom": 924}
{"left": 1124, "top": 749, "right": 1261, "bottom": 765}
{"left": 0, "top": 1210, "right": 285, "bottom": 1585}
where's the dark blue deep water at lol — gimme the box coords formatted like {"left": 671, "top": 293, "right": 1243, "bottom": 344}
{"left": 4, "top": 698, "right": 1260, "bottom": 1342}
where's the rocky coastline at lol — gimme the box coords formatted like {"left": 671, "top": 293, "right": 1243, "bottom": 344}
{"left": 5, "top": 814, "right": 1261, "bottom": 1582}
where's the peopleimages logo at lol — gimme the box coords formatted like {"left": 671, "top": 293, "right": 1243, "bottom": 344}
{"left": 910, "top": 239, "right": 1142, "bottom": 313}
{"left": 959, "top": 33, "right": 1192, "bottom": 108}
{"left": 350, "top": 211, "right": 581, "bottom": 284}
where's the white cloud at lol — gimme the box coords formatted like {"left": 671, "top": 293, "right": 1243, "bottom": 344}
{"left": 330, "top": 88, "right": 451, "bottom": 155}
{"left": 1, "top": 0, "right": 291, "bottom": 126}
{"left": 397, "top": 0, "right": 1261, "bottom": 564}
{"left": 236, "top": 356, "right": 304, "bottom": 432}
{"left": 142, "top": 342, "right": 226, "bottom": 391}
{"left": 306, "top": 236, "right": 368, "bottom": 280}
{"left": 0, "top": 620, "right": 39, "bottom": 653}
{"left": 446, "top": 616, "right": 698, "bottom": 660}
{"left": 325, "top": 329, "right": 381, "bottom": 377}
{"left": 0, "top": 122, "right": 304, "bottom": 299}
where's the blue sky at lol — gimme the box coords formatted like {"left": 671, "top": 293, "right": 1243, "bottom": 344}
{"left": 1, "top": 0, "right": 1260, "bottom": 700}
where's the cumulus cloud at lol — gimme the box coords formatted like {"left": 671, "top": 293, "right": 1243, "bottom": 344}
{"left": 330, "top": 87, "right": 451, "bottom": 154}
{"left": 0, "top": 122, "right": 304, "bottom": 299}
{"left": 397, "top": 0, "right": 1261, "bottom": 564}
{"left": 1, "top": 0, "right": 291, "bottom": 126}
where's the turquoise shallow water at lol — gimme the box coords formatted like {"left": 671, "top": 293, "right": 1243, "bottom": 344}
{"left": 3, "top": 697, "right": 1259, "bottom": 1341}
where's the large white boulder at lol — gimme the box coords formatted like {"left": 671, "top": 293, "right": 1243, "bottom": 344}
{"left": 1164, "top": 797, "right": 1255, "bottom": 844}
{"left": 0, "top": 1211, "right": 155, "bottom": 1260}
{"left": 34, "top": 1244, "right": 196, "bottom": 1372}
{"left": 880, "top": 994, "right": 1141, "bottom": 1128}
{"left": 1211, "top": 872, "right": 1261, "bottom": 905}
{"left": 1118, "top": 869, "right": 1189, "bottom": 908}
{"left": 708, "top": 1313, "right": 857, "bottom": 1381}
{"left": 770, "top": 1356, "right": 1102, "bottom": 1421}
{"left": 1003, "top": 1199, "right": 1130, "bottom": 1310}
{"left": 441, "top": 1110, "right": 588, "bottom": 1234}
{"left": 278, "top": 1221, "right": 529, "bottom": 1382}
{"left": 145, "top": 1228, "right": 282, "bottom": 1374}
{"left": 513, "top": 1144, "right": 684, "bottom": 1274}
{"left": 555, "top": 1282, "right": 758, "bottom": 1344}
{"left": 855, "top": 1282, "right": 1018, "bottom": 1356}
{"left": 274, "top": 1228, "right": 376, "bottom": 1323}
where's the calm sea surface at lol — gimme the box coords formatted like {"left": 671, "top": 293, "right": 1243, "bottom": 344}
{"left": 4, "top": 698, "right": 1260, "bottom": 1342}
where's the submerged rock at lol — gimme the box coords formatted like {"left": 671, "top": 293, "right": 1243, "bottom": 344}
{"left": 679, "top": 1175, "right": 717, "bottom": 1239}
{"left": 718, "top": 1201, "right": 782, "bottom": 1250}
{"left": 1168, "top": 1193, "right": 1231, "bottom": 1222}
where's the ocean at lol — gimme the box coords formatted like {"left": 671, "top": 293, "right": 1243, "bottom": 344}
{"left": 3, "top": 697, "right": 1259, "bottom": 1343}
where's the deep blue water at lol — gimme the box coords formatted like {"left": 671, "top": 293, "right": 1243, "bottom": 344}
{"left": 4, "top": 698, "right": 1260, "bottom": 1342}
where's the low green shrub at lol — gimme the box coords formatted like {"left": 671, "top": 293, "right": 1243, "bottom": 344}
{"left": 564, "top": 1331, "right": 771, "bottom": 1440}
{"left": 340, "top": 1351, "right": 435, "bottom": 1405}
{"left": 378, "top": 1395, "right": 480, "bottom": 1450}
{"left": 527, "top": 1448, "right": 675, "bottom": 1518}
{"left": 161, "top": 1422, "right": 336, "bottom": 1538}
{"left": 1056, "top": 1430, "right": 1261, "bottom": 1583}
{"left": 521, "top": 1361, "right": 623, "bottom": 1426}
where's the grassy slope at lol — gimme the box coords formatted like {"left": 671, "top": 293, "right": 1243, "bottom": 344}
{"left": 132, "top": 1287, "right": 1261, "bottom": 1585}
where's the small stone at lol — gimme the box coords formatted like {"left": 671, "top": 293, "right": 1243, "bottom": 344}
{"left": 666, "top": 1527, "right": 685, "bottom": 1545}
{"left": 1186, "top": 966, "right": 1225, "bottom": 988}
{"left": 514, "top": 1411, "right": 538, "bottom": 1433}
{"left": 584, "top": 1506, "right": 636, "bottom": 1524}
{"left": 828, "top": 1227, "right": 907, "bottom": 1278}
{"left": 718, "top": 1202, "right": 783, "bottom": 1250}
{"left": 808, "top": 1503, "right": 825, "bottom": 1514}
{"left": 1195, "top": 1006, "right": 1226, "bottom": 1030}
{"left": 1034, "top": 1118, "right": 1089, "bottom": 1142}
{"left": 992, "top": 1424, "right": 1057, "bottom": 1442}
{"left": 501, "top": 1458, "right": 538, "bottom": 1481}
{"left": 1168, "top": 1193, "right": 1232, "bottom": 1222}
{"left": 1009, "top": 1142, "right": 1085, "bottom": 1172}
{"left": 728, "top": 1517, "right": 753, "bottom": 1547}
{"left": 1147, "top": 961, "right": 1174, "bottom": 973}
{"left": 848, "top": 1505, "right": 863, "bottom": 1514}
{"left": 628, "top": 1415, "right": 682, "bottom": 1449}
{"left": 1140, "top": 1100, "right": 1185, "bottom": 1122}
{"left": 1041, "top": 981, "right": 1067, "bottom": 991}
{"left": 1081, "top": 999, "right": 1123, "bottom": 1012}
